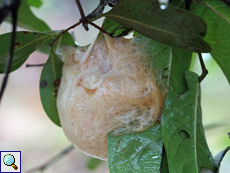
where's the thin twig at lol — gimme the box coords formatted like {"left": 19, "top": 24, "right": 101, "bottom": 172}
{"left": 89, "top": 22, "right": 107, "bottom": 34}
{"left": 26, "top": 63, "right": 45, "bottom": 67}
{"left": 75, "top": 0, "right": 89, "bottom": 31}
{"left": 116, "top": 28, "right": 132, "bottom": 37}
{"left": 49, "top": 21, "right": 81, "bottom": 46}
{"left": 24, "top": 145, "right": 74, "bottom": 173}
{"left": 198, "top": 53, "right": 208, "bottom": 83}
{"left": 0, "top": 1, "right": 19, "bottom": 104}
{"left": 89, "top": 22, "right": 131, "bottom": 38}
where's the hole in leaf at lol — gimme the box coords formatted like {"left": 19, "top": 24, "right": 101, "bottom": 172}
{"left": 179, "top": 130, "right": 190, "bottom": 139}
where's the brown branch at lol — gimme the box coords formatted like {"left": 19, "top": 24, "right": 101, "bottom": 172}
{"left": 49, "top": 21, "right": 81, "bottom": 46}
{"left": 75, "top": 0, "right": 89, "bottom": 31}
{"left": 198, "top": 53, "right": 208, "bottom": 83}
{"left": 24, "top": 145, "right": 74, "bottom": 173}
{"left": 89, "top": 21, "right": 107, "bottom": 34}
{"left": 26, "top": 63, "right": 45, "bottom": 67}
{"left": 89, "top": 22, "right": 132, "bottom": 38}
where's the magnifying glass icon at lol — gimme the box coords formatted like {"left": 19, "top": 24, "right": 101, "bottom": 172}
{"left": 3, "top": 154, "right": 18, "bottom": 170}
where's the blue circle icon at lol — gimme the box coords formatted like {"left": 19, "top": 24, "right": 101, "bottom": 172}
{"left": 3, "top": 154, "right": 15, "bottom": 166}
{"left": 3, "top": 154, "right": 18, "bottom": 170}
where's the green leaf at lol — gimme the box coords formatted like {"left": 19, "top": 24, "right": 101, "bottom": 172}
{"left": 108, "top": 123, "right": 163, "bottom": 173}
{"left": 86, "top": 157, "right": 102, "bottom": 170}
{"left": 169, "top": 48, "right": 192, "bottom": 94}
{"left": 191, "top": 0, "right": 230, "bottom": 83}
{"left": 17, "top": 0, "right": 50, "bottom": 31}
{"left": 103, "top": 0, "right": 211, "bottom": 53}
{"left": 26, "top": 0, "right": 42, "bottom": 8}
{"left": 0, "top": 31, "right": 75, "bottom": 73}
{"left": 102, "top": 18, "right": 128, "bottom": 37}
{"left": 161, "top": 72, "right": 214, "bottom": 173}
{"left": 214, "top": 147, "right": 230, "bottom": 172}
{"left": 0, "top": 31, "right": 58, "bottom": 73}
{"left": 105, "top": 32, "right": 177, "bottom": 172}
{"left": 0, "top": 0, "right": 50, "bottom": 31}
{"left": 39, "top": 49, "right": 63, "bottom": 127}
{"left": 161, "top": 149, "right": 169, "bottom": 173}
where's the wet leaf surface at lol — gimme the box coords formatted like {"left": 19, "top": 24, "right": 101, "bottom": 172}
{"left": 108, "top": 123, "right": 163, "bottom": 173}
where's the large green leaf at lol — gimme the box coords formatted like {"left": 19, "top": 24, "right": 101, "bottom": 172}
{"left": 0, "top": 31, "right": 75, "bottom": 73}
{"left": 0, "top": 0, "right": 50, "bottom": 31}
{"left": 161, "top": 72, "right": 214, "bottom": 173}
{"left": 103, "top": 0, "right": 211, "bottom": 53}
{"left": 39, "top": 49, "right": 63, "bottom": 127}
{"left": 0, "top": 31, "right": 57, "bottom": 73}
{"left": 108, "top": 123, "right": 163, "bottom": 173}
{"left": 191, "top": 0, "right": 230, "bottom": 83}
{"left": 17, "top": 0, "right": 50, "bottom": 31}
{"left": 169, "top": 48, "right": 192, "bottom": 94}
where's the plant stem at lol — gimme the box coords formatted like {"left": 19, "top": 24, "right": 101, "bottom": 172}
{"left": 0, "top": 0, "right": 20, "bottom": 104}
{"left": 24, "top": 145, "right": 74, "bottom": 173}
{"left": 49, "top": 21, "right": 81, "bottom": 46}
{"left": 198, "top": 53, "right": 208, "bottom": 83}
{"left": 75, "top": 0, "right": 89, "bottom": 31}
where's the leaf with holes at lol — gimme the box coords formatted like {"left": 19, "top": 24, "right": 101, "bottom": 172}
{"left": 161, "top": 72, "right": 214, "bottom": 173}
{"left": 40, "top": 49, "right": 63, "bottom": 127}
{"left": 191, "top": 0, "right": 230, "bottom": 83}
{"left": 0, "top": 31, "right": 75, "bottom": 73}
{"left": 103, "top": 0, "right": 211, "bottom": 53}
{"left": 108, "top": 123, "right": 163, "bottom": 173}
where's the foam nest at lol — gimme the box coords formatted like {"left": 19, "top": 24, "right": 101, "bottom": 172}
{"left": 57, "top": 33, "right": 165, "bottom": 160}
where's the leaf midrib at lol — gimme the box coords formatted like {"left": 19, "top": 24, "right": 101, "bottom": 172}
{"left": 203, "top": 1, "right": 230, "bottom": 25}
{"left": 104, "top": 14, "right": 185, "bottom": 39}
{"left": 0, "top": 32, "right": 58, "bottom": 58}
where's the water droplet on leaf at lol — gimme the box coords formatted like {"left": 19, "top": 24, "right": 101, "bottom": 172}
{"left": 158, "top": 0, "right": 169, "bottom": 10}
